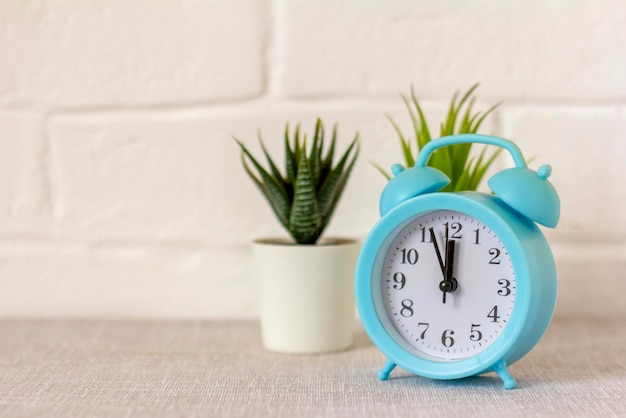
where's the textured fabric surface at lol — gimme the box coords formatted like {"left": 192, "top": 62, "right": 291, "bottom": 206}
{"left": 0, "top": 259, "right": 624, "bottom": 417}
{"left": 0, "top": 314, "right": 624, "bottom": 417}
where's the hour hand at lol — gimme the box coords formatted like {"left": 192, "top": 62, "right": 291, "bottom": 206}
{"left": 439, "top": 239, "right": 458, "bottom": 303}
{"left": 445, "top": 239, "right": 458, "bottom": 292}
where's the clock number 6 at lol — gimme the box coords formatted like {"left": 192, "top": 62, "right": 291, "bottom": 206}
{"left": 441, "top": 329, "right": 455, "bottom": 348}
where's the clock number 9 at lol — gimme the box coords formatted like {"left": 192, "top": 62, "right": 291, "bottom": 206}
{"left": 392, "top": 272, "right": 406, "bottom": 290}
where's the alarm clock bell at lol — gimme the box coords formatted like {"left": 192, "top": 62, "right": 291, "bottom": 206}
{"left": 488, "top": 165, "right": 560, "bottom": 228}
{"left": 379, "top": 164, "right": 449, "bottom": 216}
{"left": 380, "top": 136, "right": 561, "bottom": 227}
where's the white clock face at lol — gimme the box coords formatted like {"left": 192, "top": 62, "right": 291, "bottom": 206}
{"left": 381, "top": 210, "right": 516, "bottom": 361}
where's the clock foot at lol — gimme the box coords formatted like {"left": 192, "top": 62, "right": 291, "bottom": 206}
{"left": 377, "top": 360, "right": 397, "bottom": 380}
{"left": 493, "top": 360, "right": 516, "bottom": 390}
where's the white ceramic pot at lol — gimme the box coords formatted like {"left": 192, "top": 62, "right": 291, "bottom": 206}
{"left": 252, "top": 238, "right": 360, "bottom": 354}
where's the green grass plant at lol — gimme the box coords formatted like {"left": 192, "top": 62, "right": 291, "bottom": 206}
{"left": 377, "top": 84, "right": 501, "bottom": 192}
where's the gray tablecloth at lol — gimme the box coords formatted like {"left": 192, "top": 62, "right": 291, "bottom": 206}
{"left": 1, "top": 260, "right": 625, "bottom": 417}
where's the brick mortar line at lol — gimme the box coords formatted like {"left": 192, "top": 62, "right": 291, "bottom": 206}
{"left": 12, "top": 101, "right": 623, "bottom": 122}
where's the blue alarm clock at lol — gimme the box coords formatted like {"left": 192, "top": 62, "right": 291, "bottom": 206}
{"left": 355, "top": 134, "right": 560, "bottom": 389}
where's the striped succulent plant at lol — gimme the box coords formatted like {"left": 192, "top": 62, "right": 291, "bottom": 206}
{"left": 235, "top": 119, "right": 359, "bottom": 245}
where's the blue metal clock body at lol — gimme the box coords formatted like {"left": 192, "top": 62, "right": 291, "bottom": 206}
{"left": 355, "top": 135, "right": 560, "bottom": 389}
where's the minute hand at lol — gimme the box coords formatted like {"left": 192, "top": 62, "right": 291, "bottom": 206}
{"left": 429, "top": 228, "right": 445, "bottom": 276}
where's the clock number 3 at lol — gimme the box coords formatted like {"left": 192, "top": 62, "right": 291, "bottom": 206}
{"left": 498, "top": 278, "right": 512, "bottom": 296}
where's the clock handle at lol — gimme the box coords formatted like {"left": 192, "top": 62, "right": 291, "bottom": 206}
{"left": 414, "top": 134, "right": 527, "bottom": 169}
{"left": 413, "top": 134, "right": 560, "bottom": 228}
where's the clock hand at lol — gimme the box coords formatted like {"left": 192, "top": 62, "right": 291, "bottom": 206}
{"left": 446, "top": 239, "right": 458, "bottom": 292}
{"left": 439, "top": 239, "right": 458, "bottom": 303}
{"left": 430, "top": 227, "right": 455, "bottom": 304}
{"left": 429, "top": 228, "right": 445, "bottom": 276}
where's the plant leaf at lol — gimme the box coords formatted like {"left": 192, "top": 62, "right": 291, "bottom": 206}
{"left": 290, "top": 150, "right": 321, "bottom": 244}
{"left": 322, "top": 124, "right": 337, "bottom": 170}
{"left": 468, "top": 147, "right": 502, "bottom": 191}
{"left": 446, "top": 83, "right": 479, "bottom": 136}
{"left": 454, "top": 157, "right": 474, "bottom": 192}
{"left": 471, "top": 102, "right": 501, "bottom": 133}
{"left": 317, "top": 134, "right": 359, "bottom": 220}
{"left": 285, "top": 124, "right": 297, "bottom": 186}
{"left": 310, "top": 119, "right": 323, "bottom": 189}
{"left": 234, "top": 139, "right": 290, "bottom": 229}
{"left": 318, "top": 136, "right": 360, "bottom": 231}
{"left": 294, "top": 124, "right": 302, "bottom": 166}
{"left": 370, "top": 160, "right": 392, "bottom": 181}
{"left": 400, "top": 94, "right": 421, "bottom": 167}
{"left": 386, "top": 114, "right": 414, "bottom": 168}
{"left": 459, "top": 97, "right": 477, "bottom": 133}
{"left": 321, "top": 164, "right": 359, "bottom": 236}
{"left": 429, "top": 146, "right": 453, "bottom": 191}
{"left": 410, "top": 86, "right": 432, "bottom": 151}
{"left": 441, "top": 90, "right": 460, "bottom": 137}
{"left": 258, "top": 131, "right": 291, "bottom": 200}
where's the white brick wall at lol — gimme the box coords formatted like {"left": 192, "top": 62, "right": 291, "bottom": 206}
{"left": 0, "top": 0, "right": 265, "bottom": 107}
{"left": 0, "top": 0, "right": 624, "bottom": 318}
